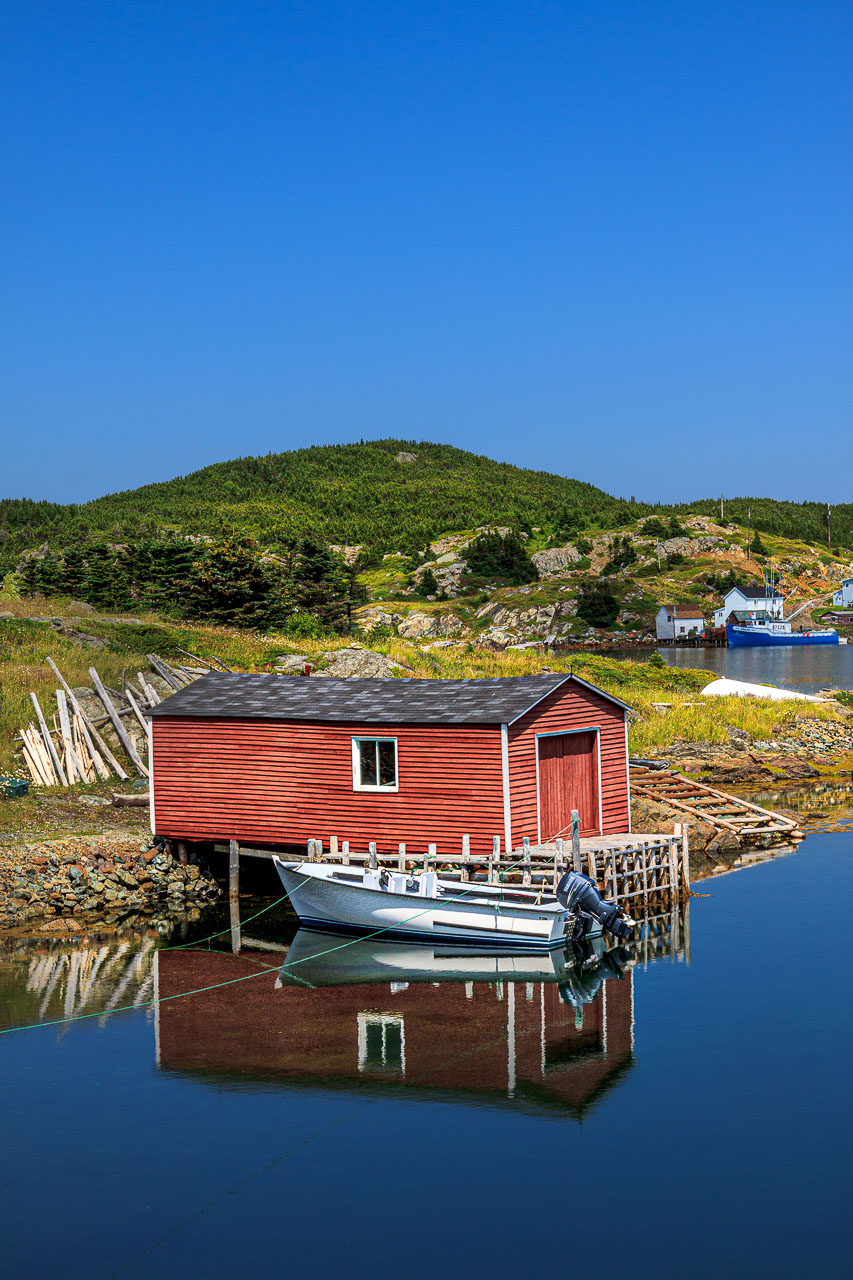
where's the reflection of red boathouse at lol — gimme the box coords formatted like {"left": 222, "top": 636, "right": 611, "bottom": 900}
{"left": 156, "top": 951, "right": 634, "bottom": 1117}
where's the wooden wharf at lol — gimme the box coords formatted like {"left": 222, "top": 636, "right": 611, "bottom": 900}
{"left": 212, "top": 822, "right": 691, "bottom": 953}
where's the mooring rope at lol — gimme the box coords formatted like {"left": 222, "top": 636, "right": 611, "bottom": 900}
{"left": 0, "top": 851, "right": 552, "bottom": 1037}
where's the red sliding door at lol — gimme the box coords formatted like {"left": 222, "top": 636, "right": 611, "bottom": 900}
{"left": 537, "top": 732, "right": 600, "bottom": 840}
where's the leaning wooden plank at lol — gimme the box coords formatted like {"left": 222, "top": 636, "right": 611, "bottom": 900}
{"left": 72, "top": 715, "right": 96, "bottom": 782}
{"left": 46, "top": 657, "right": 128, "bottom": 781}
{"left": 27, "top": 723, "right": 56, "bottom": 784}
{"left": 173, "top": 645, "right": 217, "bottom": 670}
{"left": 137, "top": 672, "right": 160, "bottom": 705}
{"left": 152, "top": 655, "right": 193, "bottom": 687}
{"left": 30, "top": 692, "right": 68, "bottom": 785}
{"left": 125, "top": 688, "right": 150, "bottom": 739}
{"left": 89, "top": 667, "right": 149, "bottom": 777}
{"left": 146, "top": 654, "right": 183, "bottom": 691}
{"left": 57, "top": 689, "right": 85, "bottom": 783}
{"left": 74, "top": 713, "right": 108, "bottom": 781}
{"left": 22, "top": 727, "right": 51, "bottom": 783}
{"left": 20, "top": 733, "right": 46, "bottom": 786}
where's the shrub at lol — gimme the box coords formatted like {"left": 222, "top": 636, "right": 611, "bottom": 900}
{"left": 464, "top": 532, "right": 537, "bottom": 585}
{"left": 282, "top": 611, "right": 324, "bottom": 638}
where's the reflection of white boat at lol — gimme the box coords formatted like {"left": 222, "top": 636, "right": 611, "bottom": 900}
{"left": 276, "top": 929, "right": 630, "bottom": 1012}
{"left": 275, "top": 930, "right": 579, "bottom": 987}
{"left": 273, "top": 859, "right": 574, "bottom": 950}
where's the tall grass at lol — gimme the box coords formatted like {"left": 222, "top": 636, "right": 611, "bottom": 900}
{"left": 1, "top": 599, "right": 845, "bottom": 770}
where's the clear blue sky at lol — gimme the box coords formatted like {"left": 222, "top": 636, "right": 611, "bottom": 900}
{"left": 3, "top": 1, "right": 851, "bottom": 505}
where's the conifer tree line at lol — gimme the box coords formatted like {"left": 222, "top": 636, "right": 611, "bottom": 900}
{"left": 15, "top": 534, "right": 367, "bottom": 634}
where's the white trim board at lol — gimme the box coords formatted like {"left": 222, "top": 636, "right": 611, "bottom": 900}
{"left": 501, "top": 723, "right": 512, "bottom": 854}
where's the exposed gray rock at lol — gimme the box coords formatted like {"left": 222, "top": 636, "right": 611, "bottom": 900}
{"left": 273, "top": 653, "right": 310, "bottom": 673}
{"left": 317, "top": 647, "right": 409, "bottom": 678}
{"left": 531, "top": 545, "right": 582, "bottom": 577}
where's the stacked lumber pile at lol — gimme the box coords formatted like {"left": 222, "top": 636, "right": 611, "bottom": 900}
{"left": 15, "top": 650, "right": 226, "bottom": 788}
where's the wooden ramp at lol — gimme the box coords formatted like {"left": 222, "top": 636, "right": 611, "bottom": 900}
{"left": 630, "top": 765, "right": 801, "bottom": 843}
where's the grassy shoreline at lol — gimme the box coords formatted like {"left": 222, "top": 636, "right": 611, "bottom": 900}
{"left": 1, "top": 594, "right": 849, "bottom": 778}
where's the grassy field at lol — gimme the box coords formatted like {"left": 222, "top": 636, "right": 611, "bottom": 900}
{"left": 1, "top": 593, "right": 846, "bottom": 777}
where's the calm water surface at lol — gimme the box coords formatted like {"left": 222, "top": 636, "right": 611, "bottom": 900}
{"left": 2, "top": 835, "right": 851, "bottom": 1279}
{"left": 612, "top": 643, "right": 853, "bottom": 694}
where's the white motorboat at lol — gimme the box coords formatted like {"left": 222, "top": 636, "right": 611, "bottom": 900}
{"left": 273, "top": 859, "right": 576, "bottom": 950}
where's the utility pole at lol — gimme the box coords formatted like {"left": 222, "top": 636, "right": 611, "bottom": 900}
{"left": 747, "top": 507, "right": 751, "bottom": 561}
{"left": 827, "top": 503, "right": 832, "bottom": 553}
{"left": 720, "top": 494, "right": 724, "bottom": 521}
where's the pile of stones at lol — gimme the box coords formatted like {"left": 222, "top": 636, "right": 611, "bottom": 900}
{"left": 0, "top": 835, "right": 221, "bottom": 929}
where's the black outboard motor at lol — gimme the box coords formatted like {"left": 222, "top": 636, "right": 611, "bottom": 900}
{"left": 556, "top": 870, "right": 633, "bottom": 941}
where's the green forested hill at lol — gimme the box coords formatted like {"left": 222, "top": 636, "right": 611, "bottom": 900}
{"left": 0, "top": 439, "right": 850, "bottom": 571}
{"left": 0, "top": 440, "right": 648, "bottom": 565}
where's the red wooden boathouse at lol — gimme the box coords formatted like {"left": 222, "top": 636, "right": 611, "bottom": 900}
{"left": 148, "top": 672, "right": 632, "bottom": 855}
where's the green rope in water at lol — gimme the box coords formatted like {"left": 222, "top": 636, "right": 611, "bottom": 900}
{"left": 0, "top": 851, "right": 550, "bottom": 1037}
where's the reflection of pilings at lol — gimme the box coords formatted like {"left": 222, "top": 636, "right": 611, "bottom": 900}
{"left": 628, "top": 897, "right": 690, "bottom": 968}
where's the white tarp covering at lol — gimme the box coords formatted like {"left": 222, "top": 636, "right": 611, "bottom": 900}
{"left": 701, "top": 677, "right": 824, "bottom": 703}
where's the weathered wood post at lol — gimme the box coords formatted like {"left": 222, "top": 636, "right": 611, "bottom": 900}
{"left": 368, "top": 841, "right": 378, "bottom": 869}
{"left": 554, "top": 838, "right": 564, "bottom": 892}
{"left": 427, "top": 842, "right": 437, "bottom": 873}
{"left": 461, "top": 833, "right": 470, "bottom": 882}
{"left": 329, "top": 835, "right": 339, "bottom": 859}
{"left": 490, "top": 835, "right": 500, "bottom": 882}
{"left": 229, "top": 839, "right": 241, "bottom": 954}
{"left": 681, "top": 825, "right": 690, "bottom": 896}
{"left": 341, "top": 840, "right": 350, "bottom": 866}
{"left": 522, "top": 836, "right": 531, "bottom": 886}
{"left": 571, "top": 810, "right": 582, "bottom": 872}
{"left": 398, "top": 843, "right": 406, "bottom": 871}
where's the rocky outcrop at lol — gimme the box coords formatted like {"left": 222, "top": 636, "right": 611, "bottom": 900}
{"left": 531, "top": 544, "right": 582, "bottom": 577}
{"left": 317, "top": 646, "right": 411, "bottom": 678}
{"left": 397, "top": 612, "right": 463, "bottom": 640}
{"left": 328, "top": 544, "right": 363, "bottom": 565}
{"left": 0, "top": 836, "right": 221, "bottom": 931}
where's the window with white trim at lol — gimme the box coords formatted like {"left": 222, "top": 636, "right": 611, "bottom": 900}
{"left": 352, "top": 737, "right": 398, "bottom": 791}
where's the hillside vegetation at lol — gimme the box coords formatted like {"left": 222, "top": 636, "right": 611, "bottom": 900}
{"left": 4, "top": 439, "right": 851, "bottom": 569}
{"left": 3, "top": 441, "right": 851, "bottom": 646}
{"left": 0, "top": 608, "right": 843, "bottom": 777}
{"left": 0, "top": 440, "right": 649, "bottom": 564}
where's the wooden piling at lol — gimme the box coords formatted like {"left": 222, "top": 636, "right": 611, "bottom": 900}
{"left": 229, "top": 839, "right": 241, "bottom": 953}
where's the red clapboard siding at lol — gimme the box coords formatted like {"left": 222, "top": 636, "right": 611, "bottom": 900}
{"left": 152, "top": 718, "right": 505, "bottom": 855}
{"left": 507, "top": 683, "right": 629, "bottom": 842}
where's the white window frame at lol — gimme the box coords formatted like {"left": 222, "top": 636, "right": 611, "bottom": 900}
{"left": 351, "top": 736, "right": 399, "bottom": 792}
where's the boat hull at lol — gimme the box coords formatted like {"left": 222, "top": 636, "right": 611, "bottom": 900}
{"left": 275, "top": 862, "right": 574, "bottom": 950}
{"left": 727, "top": 626, "right": 838, "bottom": 647}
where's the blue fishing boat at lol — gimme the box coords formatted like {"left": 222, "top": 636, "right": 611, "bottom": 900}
{"left": 726, "top": 618, "right": 838, "bottom": 646}
{"left": 723, "top": 564, "right": 838, "bottom": 646}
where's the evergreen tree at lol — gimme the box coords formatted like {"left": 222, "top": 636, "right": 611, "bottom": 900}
{"left": 576, "top": 580, "right": 619, "bottom": 628}
{"left": 185, "top": 534, "right": 285, "bottom": 628}
{"left": 416, "top": 567, "right": 439, "bottom": 597}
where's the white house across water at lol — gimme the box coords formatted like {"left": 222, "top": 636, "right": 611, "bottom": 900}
{"left": 832, "top": 578, "right": 853, "bottom": 608}
{"left": 655, "top": 605, "right": 705, "bottom": 641}
{"left": 713, "top": 587, "right": 784, "bottom": 628}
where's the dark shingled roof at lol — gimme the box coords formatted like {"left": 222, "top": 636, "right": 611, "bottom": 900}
{"left": 148, "top": 671, "right": 629, "bottom": 725}
{"left": 738, "top": 587, "right": 783, "bottom": 599}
